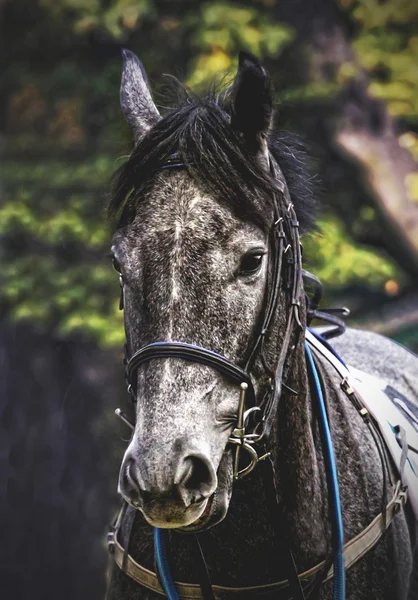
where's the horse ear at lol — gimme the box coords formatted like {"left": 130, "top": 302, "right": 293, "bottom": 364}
{"left": 230, "top": 51, "right": 274, "bottom": 151}
{"left": 120, "top": 49, "right": 161, "bottom": 143}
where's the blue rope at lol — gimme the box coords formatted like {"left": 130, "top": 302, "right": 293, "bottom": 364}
{"left": 305, "top": 342, "right": 345, "bottom": 600}
{"left": 154, "top": 528, "right": 180, "bottom": 600}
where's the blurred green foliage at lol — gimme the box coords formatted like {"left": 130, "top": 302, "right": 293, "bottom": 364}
{"left": 185, "top": 3, "right": 293, "bottom": 87}
{"left": 303, "top": 215, "right": 398, "bottom": 288}
{"left": 340, "top": 0, "right": 418, "bottom": 119}
{"left": 0, "top": 0, "right": 414, "bottom": 347}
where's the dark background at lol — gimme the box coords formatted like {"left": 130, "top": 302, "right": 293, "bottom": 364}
{"left": 1, "top": 1, "right": 418, "bottom": 598}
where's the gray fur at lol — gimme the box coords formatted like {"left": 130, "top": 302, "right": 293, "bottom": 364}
{"left": 107, "top": 52, "right": 417, "bottom": 599}
{"left": 113, "top": 172, "right": 268, "bottom": 528}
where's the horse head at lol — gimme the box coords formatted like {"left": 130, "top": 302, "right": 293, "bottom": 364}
{"left": 110, "top": 50, "right": 312, "bottom": 531}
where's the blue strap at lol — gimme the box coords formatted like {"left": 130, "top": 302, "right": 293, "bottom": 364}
{"left": 305, "top": 342, "right": 345, "bottom": 600}
{"left": 154, "top": 528, "right": 180, "bottom": 600}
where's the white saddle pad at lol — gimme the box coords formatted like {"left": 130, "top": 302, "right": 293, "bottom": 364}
{"left": 348, "top": 366, "right": 418, "bottom": 521}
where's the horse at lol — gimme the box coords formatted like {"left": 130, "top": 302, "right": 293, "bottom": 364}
{"left": 105, "top": 49, "right": 418, "bottom": 600}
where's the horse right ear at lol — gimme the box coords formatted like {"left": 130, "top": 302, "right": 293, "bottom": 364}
{"left": 120, "top": 49, "right": 161, "bottom": 143}
{"left": 230, "top": 51, "right": 274, "bottom": 152}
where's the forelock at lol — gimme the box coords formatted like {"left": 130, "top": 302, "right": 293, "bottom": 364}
{"left": 109, "top": 86, "right": 316, "bottom": 233}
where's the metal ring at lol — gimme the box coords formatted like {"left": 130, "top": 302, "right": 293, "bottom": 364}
{"left": 228, "top": 438, "right": 260, "bottom": 479}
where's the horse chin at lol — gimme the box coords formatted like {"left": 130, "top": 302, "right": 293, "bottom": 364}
{"left": 140, "top": 497, "right": 210, "bottom": 529}
{"left": 178, "top": 489, "right": 229, "bottom": 533}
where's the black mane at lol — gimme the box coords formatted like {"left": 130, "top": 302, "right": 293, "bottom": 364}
{"left": 109, "top": 90, "right": 316, "bottom": 232}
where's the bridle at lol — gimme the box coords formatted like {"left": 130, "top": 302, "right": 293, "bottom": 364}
{"left": 117, "top": 151, "right": 304, "bottom": 479}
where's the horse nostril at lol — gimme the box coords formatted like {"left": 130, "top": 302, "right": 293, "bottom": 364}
{"left": 119, "top": 456, "right": 147, "bottom": 507}
{"left": 184, "top": 457, "right": 210, "bottom": 490}
{"left": 176, "top": 454, "right": 217, "bottom": 504}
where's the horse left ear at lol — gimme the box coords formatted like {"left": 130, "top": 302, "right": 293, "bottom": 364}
{"left": 120, "top": 49, "right": 161, "bottom": 143}
{"left": 230, "top": 51, "right": 274, "bottom": 151}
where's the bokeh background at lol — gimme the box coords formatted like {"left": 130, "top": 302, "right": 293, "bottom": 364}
{"left": 1, "top": 1, "right": 418, "bottom": 599}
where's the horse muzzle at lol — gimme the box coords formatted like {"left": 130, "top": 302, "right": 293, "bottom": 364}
{"left": 118, "top": 441, "right": 218, "bottom": 528}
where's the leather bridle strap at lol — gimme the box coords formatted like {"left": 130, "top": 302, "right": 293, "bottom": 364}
{"left": 242, "top": 213, "right": 285, "bottom": 372}
{"left": 127, "top": 341, "right": 255, "bottom": 403}
{"left": 254, "top": 202, "right": 303, "bottom": 442}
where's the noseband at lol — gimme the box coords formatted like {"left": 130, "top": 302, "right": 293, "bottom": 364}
{"left": 118, "top": 152, "right": 303, "bottom": 479}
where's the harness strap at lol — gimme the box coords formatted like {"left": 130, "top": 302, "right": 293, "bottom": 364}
{"left": 192, "top": 535, "right": 216, "bottom": 600}
{"left": 108, "top": 482, "right": 406, "bottom": 599}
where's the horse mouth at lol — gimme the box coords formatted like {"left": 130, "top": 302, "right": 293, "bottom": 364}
{"left": 178, "top": 489, "right": 224, "bottom": 532}
{"left": 178, "top": 449, "right": 233, "bottom": 532}
{"left": 129, "top": 451, "right": 232, "bottom": 531}
{"left": 123, "top": 485, "right": 221, "bottom": 530}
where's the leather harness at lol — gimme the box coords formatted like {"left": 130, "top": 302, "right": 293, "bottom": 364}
{"left": 109, "top": 152, "right": 409, "bottom": 598}
{"left": 109, "top": 480, "right": 406, "bottom": 599}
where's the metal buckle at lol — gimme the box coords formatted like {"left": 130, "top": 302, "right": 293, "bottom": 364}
{"left": 340, "top": 376, "right": 354, "bottom": 396}
{"left": 229, "top": 383, "right": 271, "bottom": 479}
{"left": 107, "top": 529, "right": 115, "bottom": 555}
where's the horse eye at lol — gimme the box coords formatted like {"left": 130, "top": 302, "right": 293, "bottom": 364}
{"left": 238, "top": 251, "right": 264, "bottom": 276}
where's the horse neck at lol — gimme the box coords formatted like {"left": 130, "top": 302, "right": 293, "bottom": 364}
{"left": 201, "top": 328, "right": 330, "bottom": 583}
{"left": 273, "top": 331, "right": 330, "bottom": 566}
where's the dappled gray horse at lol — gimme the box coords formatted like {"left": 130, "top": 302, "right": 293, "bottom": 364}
{"left": 106, "top": 50, "right": 417, "bottom": 600}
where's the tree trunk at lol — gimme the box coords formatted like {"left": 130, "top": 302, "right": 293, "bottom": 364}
{"left": 335, "top": 78, "right": 418, "bottom": 279}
